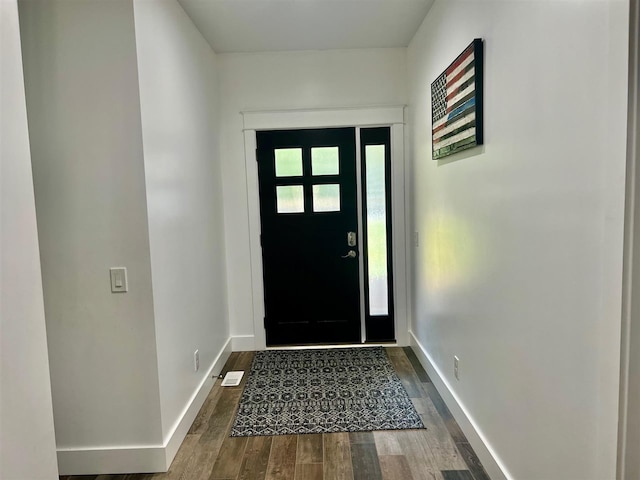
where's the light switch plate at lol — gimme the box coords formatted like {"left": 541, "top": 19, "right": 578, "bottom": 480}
{"left": 109, "top": 267, "right": 128, "bottom": 293}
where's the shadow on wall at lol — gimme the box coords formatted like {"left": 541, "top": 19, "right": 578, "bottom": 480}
{"left": 436, "top": 145, "right": 486, "bottom": 167}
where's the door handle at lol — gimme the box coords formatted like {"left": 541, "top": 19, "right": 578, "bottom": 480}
{"left": 341, "top": 250, "right": 357, "bottom": 259}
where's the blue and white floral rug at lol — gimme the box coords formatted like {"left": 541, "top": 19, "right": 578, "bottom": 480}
{"left": 230, "top": 347, "right": 425, "bottom": 437}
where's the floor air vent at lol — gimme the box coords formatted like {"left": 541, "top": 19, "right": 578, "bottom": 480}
{"left": 221, "top": 371, "right": 244, "bottom": 387}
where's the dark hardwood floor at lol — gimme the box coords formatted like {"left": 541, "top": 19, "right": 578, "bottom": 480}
{"left": 60, "top": 347, "right": 489, "bottom": 480}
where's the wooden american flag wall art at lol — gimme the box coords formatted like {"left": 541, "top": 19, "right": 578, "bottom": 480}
{"left": 431, "top": 38, "right": 484, "bottom": 160}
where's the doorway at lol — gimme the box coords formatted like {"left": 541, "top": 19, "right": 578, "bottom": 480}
{"left": 241, "top": 106, "right": 409, "bottom": 350}
{"left": 256, "top": 127, "right": 395, "bottom": 346}
{"left": 257, "top": 128, "right": 361, "bottom": 345}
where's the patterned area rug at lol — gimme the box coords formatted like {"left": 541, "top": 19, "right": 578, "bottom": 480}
{"left": 230, "top": 347, "right": 425, "bottom": 436}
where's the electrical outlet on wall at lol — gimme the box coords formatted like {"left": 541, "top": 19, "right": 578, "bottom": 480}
{"left": 194, "top": 350, "right": 199, "bottom": 372}
{"left": 454, "top": 355, "right": 460, "bottom": 380}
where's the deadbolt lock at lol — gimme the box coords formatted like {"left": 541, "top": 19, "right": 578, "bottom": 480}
{"left": 347, "top": 231, "right": 356, "bottom": 247}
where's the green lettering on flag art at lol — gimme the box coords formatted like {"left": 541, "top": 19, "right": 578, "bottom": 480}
{"left": 433, "top": 135, "right": 477, "bottom": 160}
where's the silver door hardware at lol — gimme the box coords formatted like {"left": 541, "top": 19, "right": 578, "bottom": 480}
{"left": 341, "top": 250, "right": 357, "bottom": 258}
{"left": 347, "top": 231, "right": 357, "bottom": 247}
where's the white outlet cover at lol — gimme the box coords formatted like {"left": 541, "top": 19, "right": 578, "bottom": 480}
{"left": 454, "top": 355, "right": 460, "bottom": 380}
{"left": 221, "top": 371, "right": 244, "bottom": 387}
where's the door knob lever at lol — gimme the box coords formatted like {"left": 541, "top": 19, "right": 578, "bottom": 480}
{"left": 341, "top": 250, "right": 356, "bottom": 259}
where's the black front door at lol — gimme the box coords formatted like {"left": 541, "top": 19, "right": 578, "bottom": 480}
{"left": 257, "top": 128, "right": 360, "bottom": 346}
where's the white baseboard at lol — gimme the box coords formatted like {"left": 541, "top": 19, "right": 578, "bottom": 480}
{"left": 163, "top": 337, "right": 232, "bottom": 467}
{"left": 57, "top": 446, "right": 166, "bottom": 475}
{"left": 57, "top": 337, "right": 233, "bottom": 475}
{"left": 409, "top": 331, "right": 511, "bottom": 480}
{"left": 232, "top": 334, "right": 256, "bottom": 351}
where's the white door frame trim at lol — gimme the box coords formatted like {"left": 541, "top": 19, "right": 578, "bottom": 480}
{"left": 618, "top": 0, "right": 639, "bottom": 478}
{"left": 241, "top": 105, "right": 408, "bottom": 350}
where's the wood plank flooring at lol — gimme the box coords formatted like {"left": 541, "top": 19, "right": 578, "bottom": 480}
{"left": 60, "top": 347, "right": 489, "bottom": 480}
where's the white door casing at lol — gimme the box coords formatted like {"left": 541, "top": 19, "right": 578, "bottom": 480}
{"left": 241, "top": 106, "right": 408, "bottom": 350}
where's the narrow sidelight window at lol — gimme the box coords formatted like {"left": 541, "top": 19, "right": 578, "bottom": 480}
{"left": 361, "top": 127, "right": 394, "bottom": 341}
{"left": 364, "top": 144, "right": 388, "bottom": 315}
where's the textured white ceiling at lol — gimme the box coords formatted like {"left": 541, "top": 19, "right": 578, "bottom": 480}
{"left": 177, "top": 0, "right": 434, "bottom": 53}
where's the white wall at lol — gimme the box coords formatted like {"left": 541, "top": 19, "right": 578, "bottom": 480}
{"left": 218, "top": 49, "right": 407, "bottom": 345}
{"left": 0, "top": 1, "right": 58, "bottom": 478}
{"left": 18, "top": 0, "right": 163, "bottom": 451}
{"left": 407, "top": 1, "right": 628, "bottom": 479}
{"left": 133, "top": 0, "right": 229, "bottom": 442}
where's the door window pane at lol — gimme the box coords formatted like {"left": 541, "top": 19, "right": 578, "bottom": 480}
{"left": 276, "top": 185, "right": 304, "bottom": 213}
{"left": 365, "top": 145, "right": 388, "bottom": 315}
{"left": 275, "top": 148, "right": 303, "bottom": 177}
{"left": 311, "top": 147, "right": 339, "bottom": 176}
{"left": 312, "top": 184, "right": 340, "bottom": 212}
